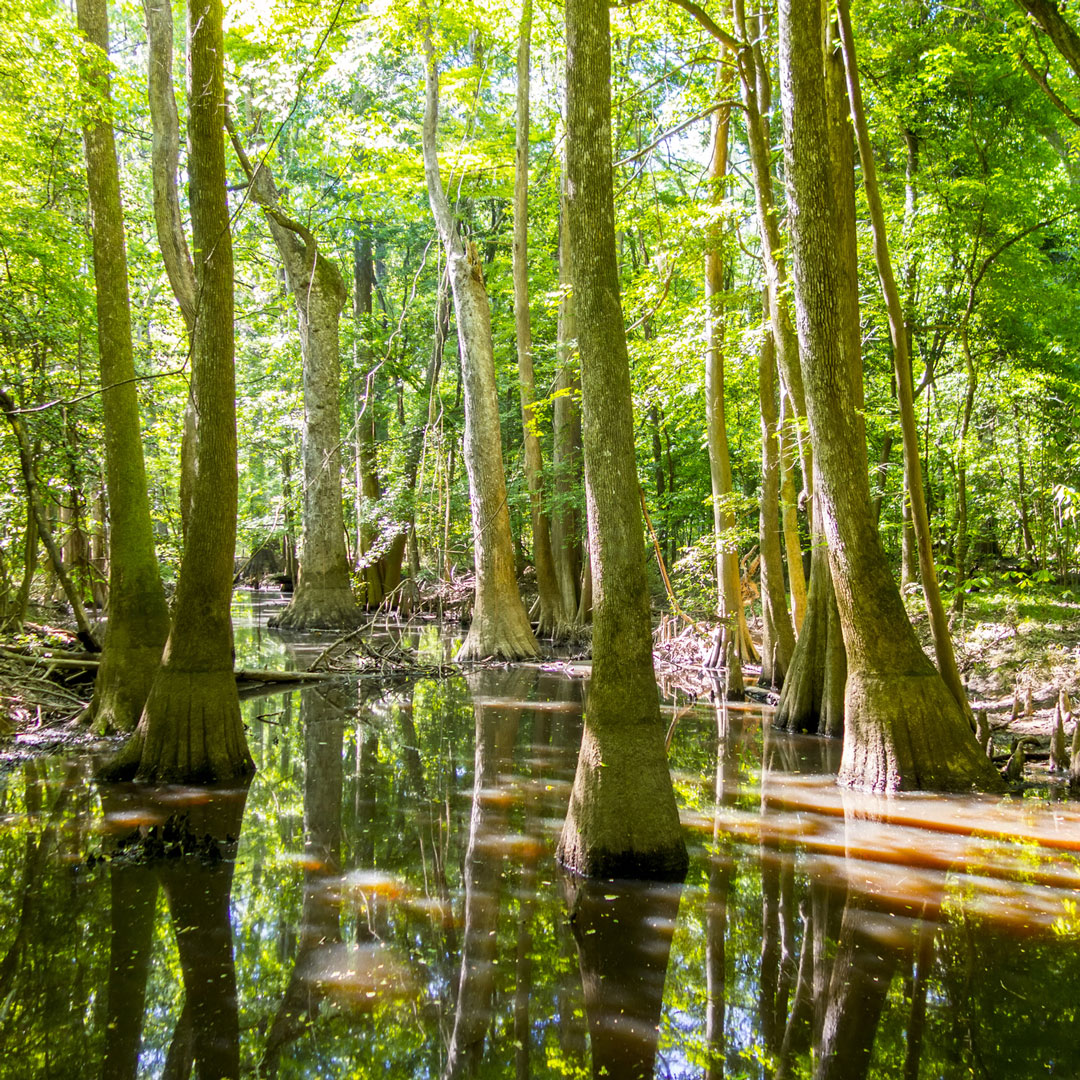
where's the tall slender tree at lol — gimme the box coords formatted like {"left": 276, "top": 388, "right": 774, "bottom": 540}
{"left": 75, "top": 0, "right": 170, "bottom": 732}
{"left": 513, "top": 0, "right": 571, "bottom": 639}
{"left": 421, "top": 28, "right": 539, "bottom": 662}
{"left": 704, "top": 55, "right": 758, "bottom": 668}
{"left": 101, "top": 0, "right": 253, "bottom": 782}
{"left": 142, "top": 0, "right": 198, "bottom": 534}
{"left": 228, "top": 128, "right": 361, "bottom": 630}
{"left": 556, "top": 0, "right": 687, "bottom": 878}
{"left": 778, "top": 0, "right": 1002, "bottom": 791}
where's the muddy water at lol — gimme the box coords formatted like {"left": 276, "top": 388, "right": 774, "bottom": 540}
{"left": 1, "top": 606, "right": 1079, "bottom": 1077}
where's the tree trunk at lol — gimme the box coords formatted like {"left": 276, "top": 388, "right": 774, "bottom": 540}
{"left": 101, "top": 0, "right": 253, "bottom": 783}
{"left": 732, "top": 0, "right": 813, "bottom": 493}
{"left": 555, "top": 0, "right": 687, "bottom": 879}
{"left": 551, "top": 177, "right": 584, "bottom": 620}
{"left": 778, "top": 393, "right": 807, "bottom": 632}
{"left": 228, "top": 135, "right": 360, "bottom": 630}
{"left": 705, "top": 71, "right": 758, "bottom": 665}
{"left": 422, "top": 33, "right": 538, "bottom": 662}
{"left": 778, "top": 0, "right": 1002, "bottom": 792}
{"left": 0, "top": 391, "right": 100, "bottom": 651}
{"left": 775, "top": 511, "right": 847, "bottom": 736}
{"left": 142, "top": 0, "right": 198, "bottom": 535}
{"left": 759, "top": 304, "right": 796, "bottom": 687}
{"left": 514, "top": 0, "right": 570, "bottom": 639}
{"left": 953, "top": 299, "right": 976, "bottom": 614}
{"left": 836, "top": 0, "right": 971, "bottom": 718}
{"left": 76, "top": 0, "right": 170, "bottom": 732}
{"left": 353, "top": 232, "right": 406, "bottom": 607}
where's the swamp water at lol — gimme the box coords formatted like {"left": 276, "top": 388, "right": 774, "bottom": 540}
{"left": 1, "top": 594, "right": 1080, "bottom": 1078}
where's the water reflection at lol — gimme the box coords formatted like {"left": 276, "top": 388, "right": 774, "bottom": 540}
{"left": 98, "top": 782, "right": 248, "bottom": 1080}
{"left": 563, "top": 875, "right": 682, "bottom": 1080}
{"left": 5, "top": 668, "right": 1080, "bottom": 1076}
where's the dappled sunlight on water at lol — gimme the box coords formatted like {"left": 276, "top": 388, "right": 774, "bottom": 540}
{"left": 2, "top": 660, "right": 1080, "bottom": 1077}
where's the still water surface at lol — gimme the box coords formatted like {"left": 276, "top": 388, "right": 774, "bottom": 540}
{"left": 1, "top": 595, "right": 1078, "bottom": 1078}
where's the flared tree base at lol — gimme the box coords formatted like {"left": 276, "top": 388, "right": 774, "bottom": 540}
{"left": 557, "top": 721, "right": 688, "bottom": 881}
{"left": 269, "top": 585, "right": 362, "bottom": 631}
{"left": 91, "top": 640, "right": 167, "bottom": 735}
{"left": 456, "top": 598, "right": 539, "bottom": 661}
{"left": 838, "top": 670, "right": 1005, "bottom": 793}
{"left": 98, "top": 667, "right": 254, "bottom": 784}
{"left": 534, "top": 597, "right": 580, "bottom": 644}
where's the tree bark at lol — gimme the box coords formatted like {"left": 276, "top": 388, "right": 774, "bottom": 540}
{"left": 101, "top": 0, "right": 253, "bottom": 783}
{"left": 778, "top": 0, "right": 1002, "bottom": 792}
{"left": 555, "top": 0, "right": 687, "bottom": 879}
{"left": 705, "top": 65, "right": 758, "bottom": 665}
{"left": 514, "top": 0, "right": 570, "bottom": 639}
{"left": 836, "top": 0, "right": 970, "bottom": 718}
{"left": 551, "top": 176, "right": 584, "bottom": 620}
{"left": 228, "top": 131, "right": 361, "bottom": 630}
{"left": 142, "top": 0, "right": 198, "bottom": 534}
{"left": 76, "top": 0, "right": 170, "bottom": 732}
{"left": 422, "top": 32, "right": 538, "bottom": 662}
{"left": 778, "top": 393, "right": 807, "bottom": 632}
{"left": 759, "top": 305, "right": 796, "bottom": 687}
{"left": 731, "top": 0, "right": 813, "bottom": 493}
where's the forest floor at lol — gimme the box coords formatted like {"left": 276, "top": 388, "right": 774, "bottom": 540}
{"left": 920, "top": 585, "right": 1080, "bottom": 739}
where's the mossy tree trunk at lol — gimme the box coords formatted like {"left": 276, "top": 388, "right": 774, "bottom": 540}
{"left": 102, "top": 0, "right": 252, "bottom": 783}
{"left": 76, "top": 0, "right": 170, "bottom": 733}
{"left": 228, "top": 132, "right": 360, "bottom": 631}
{"left": 835, "top": 0, "right": 970, "bottom": 718}
{"left": 555, "top": 0, "right": 687, "bottom": 880}
{"left": 422, "top": 31, "right": 538, "bottom": 662}
{"left": 778, "top": 0, "right": 1003, "bottom": 792}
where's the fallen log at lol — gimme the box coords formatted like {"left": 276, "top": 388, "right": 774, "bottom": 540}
{"left": 2, "top": 647, "right": 328, "bottom": 685}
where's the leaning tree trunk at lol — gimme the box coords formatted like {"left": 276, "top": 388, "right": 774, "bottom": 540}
{"left": 422, "top": 33, "right": 538, "bottom": 662}
{"left": 76, "top": 0, "right": 170, "bottom": 732}
{"left": 555, "top": 0, "right": 687, "bottom": 880}
{"left": 704, "top": 65, "right": 758, "bottom": 666}
{"left": 100, "top": 0, "right": 253, "bottom": 783}
{"left": 0, "top": 391, "right": 100, "bottom": 652}
{"left": 228, "top": 132, "right": 360, "bottom": 631}
{"left": 778, "top": 0, "right": 1002, "bottom": 792}
{"left": 836, "top": 0, "right": 970, "bottom": 719}
{"left": 514, "top": 0, "right": 570, "bottom": 639}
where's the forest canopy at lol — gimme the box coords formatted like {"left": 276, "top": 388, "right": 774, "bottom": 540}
{"left": 1, "top": 0, "right": 1079, "bottom": 688}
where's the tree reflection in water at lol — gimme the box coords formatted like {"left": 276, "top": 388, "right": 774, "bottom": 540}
{"left": 98, "top": 781, "right": 249, "bottom": 1080}
{"left": 5, "top": 668, "right": 1080, "bottom": 1076}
